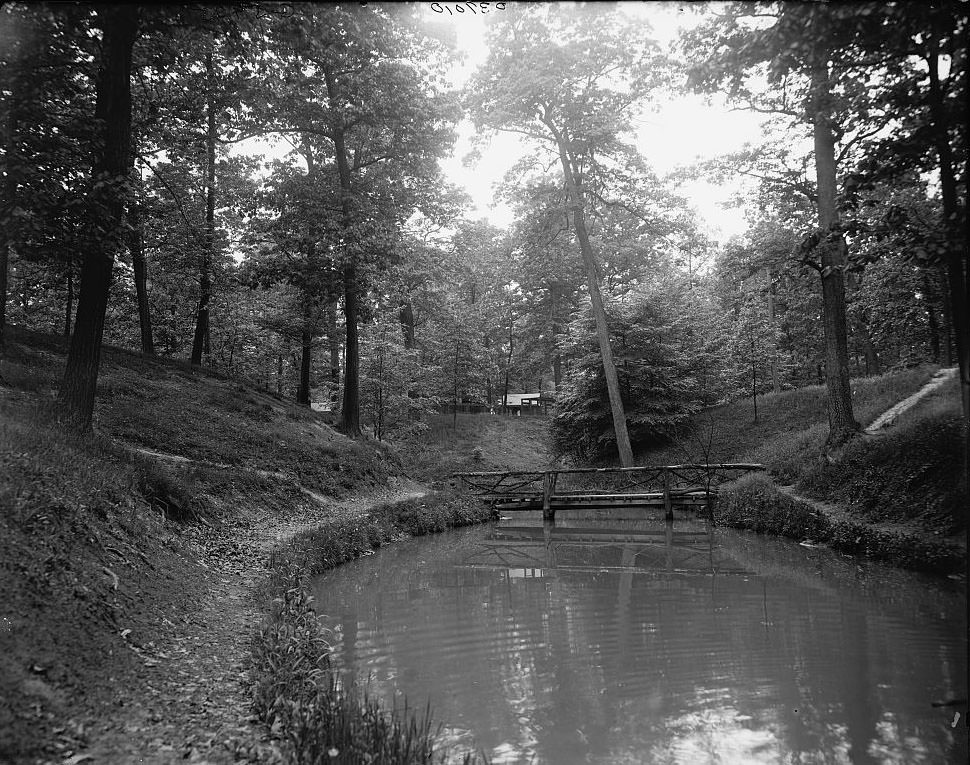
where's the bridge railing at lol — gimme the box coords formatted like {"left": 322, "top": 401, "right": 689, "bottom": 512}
{"left": 455, "top": 464, "right": 765, "bottom": 496}
{"left": 453, "top": 464, "right": 766, "bottom": 518}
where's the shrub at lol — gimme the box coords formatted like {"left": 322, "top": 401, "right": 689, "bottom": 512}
{"left": 251, "top": 580, "right": 444, "bottom": 764}
{"left": 716, "top": 473, "right": 828, "bottom": 539}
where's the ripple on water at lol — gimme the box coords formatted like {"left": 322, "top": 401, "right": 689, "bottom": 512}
{"left": 312, "top": 522, "right": 967, "bottom": 765}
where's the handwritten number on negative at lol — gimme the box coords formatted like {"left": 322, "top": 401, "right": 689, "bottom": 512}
{"left": 431, "top": 3, "right": 507, "bottom": 15}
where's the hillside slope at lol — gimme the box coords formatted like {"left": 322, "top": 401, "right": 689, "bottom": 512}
{"left": 634, "top": 364, "right": 966, "bottom": 572}
{"left": 0, "top": 327, "right": 407, "bottom": 762}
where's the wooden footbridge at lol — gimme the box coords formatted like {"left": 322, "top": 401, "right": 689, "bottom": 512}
{"left": 455, "top": 464, "right": 766, "bottom": 520}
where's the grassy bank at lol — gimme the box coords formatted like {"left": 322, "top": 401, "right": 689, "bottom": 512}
{"left": 1, "top": 325, "right": 498, "bottom": 762}
{"left": 796, "top": 378, "right": 964, "bottom": 534}
{"left": 634, "top": 364, "right": 965, "bottom": 574}
{"left": 716, "top": 473, "right": 964, "bottom": 575}
{"left": 0, "top": 399, "right": 211, "bottom": 760}
{"left": 637, "top": 364, "right": 939, "bottom": 473}
{"left": 250, "top": 494, "right": 493, "bottom": 764}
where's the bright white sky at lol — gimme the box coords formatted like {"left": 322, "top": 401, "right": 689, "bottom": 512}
{"left": 426, "top": 1, "right": 768, "bottom": 244}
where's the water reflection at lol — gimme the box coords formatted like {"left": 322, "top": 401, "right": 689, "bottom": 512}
{"left": 311, "top": 515, "right": 967, "bottom": 764}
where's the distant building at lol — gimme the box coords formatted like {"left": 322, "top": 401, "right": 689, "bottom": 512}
{"left": 500, "top": 391, "right": 555, "bottom": 415}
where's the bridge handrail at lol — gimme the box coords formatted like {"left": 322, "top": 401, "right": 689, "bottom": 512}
{"left": 453, "top": 463, "right": 765, "bottom": 478}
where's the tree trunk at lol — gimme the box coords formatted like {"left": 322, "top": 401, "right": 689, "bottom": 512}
{"left": 63, "top": 265, "right": 73, "bottom": 337}
{"left": 765, "top": 267, "right": 780, "bottom": 393}
{"left": 325, "top": 67, "right": 361, "bottom": 437}
{"left": 298, "top": 319, "right": 311, "bottom": 406}
{"left": 546, "top": 122, "right": 633, "bottom": 465}
{"left": 941, "top": 271, "right": 955, "bottom": 366}
{"left": 861, "top": 332, "right": 880, "bottom": 377}
{"left": 191, "top": 37, "right": 216, "bottom": 366}
{"left": 750, "top": 327, "right": 758, "bottom": 423}
{"left": 453, "top": 329, "right": 460, "bottom": 429}
{"left": 341, "top": 261, "right": 360, "bottom": 435}
{"left": 927, "top": 38, "right": 969, "bottom": 457}
{"left": 399, "top": 301, "right": 415, "bottom": 348}
{"left": 920, "top": 268, "right": 942, "bottom": 364}
{"left": 811, "top": 63, "right": 860, "bottom": 450}
{"left": 58, "top": 6, "right": 138, "bottom": 429}
{"left": 127, "top": 198, "right": 154, "bottom": 354}
{"left": 327, "top": 299, "right": 340, "bottom": 396}
{"left": 0, "top": 205, "right": 8, "bottom": 353}
{"left": 0, "top": 28, "right": 23, "bottom": 354}
{"left": 375, "top": 328, "right": 385, "bottom": 440}
{"left": 551, "top": 285, "right": 564, "bottom": 391}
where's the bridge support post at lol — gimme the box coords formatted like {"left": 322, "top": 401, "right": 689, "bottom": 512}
{"left": 542, "top": 471, "right": 557, "bottom": 521}
{"left": 663, "top": 468, "right": 673, "bottom": 522}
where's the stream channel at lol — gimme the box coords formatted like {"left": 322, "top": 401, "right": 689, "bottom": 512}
{"left": 310, "top": 513, "right": 967, "bottom": 764}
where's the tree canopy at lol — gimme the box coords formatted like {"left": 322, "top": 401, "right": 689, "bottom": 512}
{"left": 0, "top": 0, "right": 963, "bottom": 468}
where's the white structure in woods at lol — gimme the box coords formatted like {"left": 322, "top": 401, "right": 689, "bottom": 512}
{"left": 501, "top": 392, "right": 555, "bottom": 415}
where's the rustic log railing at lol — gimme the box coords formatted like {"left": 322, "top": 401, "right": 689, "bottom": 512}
{"left": 454, "top": 464, "right": 766, "bottom": 520}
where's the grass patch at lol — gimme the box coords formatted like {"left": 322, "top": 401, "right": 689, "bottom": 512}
{"left": 717, "top": 473, "right": 963, "bottom": 574}
{"left": 397, "top": 413, "right": 555, "bottom": 481}
{"left": 796, "top": 378, "right": 965, "bottom": 534}
{"left": 715, "top": 473, "right": 829, "bottom": 539}
{"left": 0, "top": 399, "right": 205, "bottom": 760}
{"left": 252, "top": 492, "right": 494, "bottom": 764}
{"left": 2, "top": 324, "right": 391, "bottom": 499}
{"left": 637, "top": 364, "right": 940, "bottom": 469}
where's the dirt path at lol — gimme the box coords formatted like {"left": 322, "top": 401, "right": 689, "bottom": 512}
{"left": 67, "top": 468, "right": 428, "bottom": 765}
{"left": 865, "top": 366, "right": 957, "bottom": 433}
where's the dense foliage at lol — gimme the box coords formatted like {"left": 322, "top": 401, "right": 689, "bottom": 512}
{"left": 0, "top": 1, "right": 964, "bottom": 458}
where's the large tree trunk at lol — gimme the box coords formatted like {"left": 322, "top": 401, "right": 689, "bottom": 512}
{"left": 127, "top": 197, "right": 155, "bottom": 354}
{"left": 0, "top": 25, "right": 24, "bottom": 354}
{"left": 925, "top": 35, "right": 968, "bottom": 622}
{"left": 811, "top": 64, "right": 860, "bottom": 451}
{"left": 191, "top": 38, "right": 216, "bottom": 366}
{"left": 573, "top": 208, "right": 634, "bottom": 465}
{"left": 927, "top": 39, "right": 969, "bottom": 464}
{"left": 325, "top": 67, "right": 361, "bottom": 436}
{"left": 548, "top": 129, "right": 633, "bottom": 466}
{"left": 544, "top": 116, "right": 633, "bottom": 464}
{"left": 58, "top": 6, "right": 138, "bottom": 429}
{"left": 341, "top": 261, "right": 361, "bottom": 435}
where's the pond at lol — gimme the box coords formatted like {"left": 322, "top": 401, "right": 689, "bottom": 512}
{"left": 310, "top": 514, "right": 967, "bottom": 764}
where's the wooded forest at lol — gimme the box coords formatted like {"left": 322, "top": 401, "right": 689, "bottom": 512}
{"left": 1, "top": 1, "right": 966, "bottom": 463}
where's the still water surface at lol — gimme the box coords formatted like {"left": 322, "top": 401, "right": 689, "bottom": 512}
{"left": 311, "top": 515, "right": 967, "bottom": 764}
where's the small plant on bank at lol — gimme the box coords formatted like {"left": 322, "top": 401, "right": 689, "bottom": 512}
{"left": 251, "top": 492, "right": 494, "bottom": 764}
{"left": 717, "top": 473, "right": 829, "bottom": 539}
{"left": 251, "top": 576, "right": 446, "bottom": 764}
